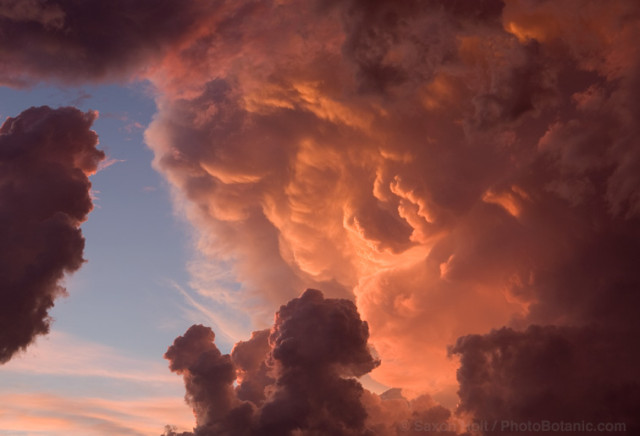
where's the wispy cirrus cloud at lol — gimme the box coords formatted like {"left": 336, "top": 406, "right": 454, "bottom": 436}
{"left": 2, "top": 330, "right": 179, "bottom": 385}
{"left": 0, "top": 392, "right": 193, "bottom": 436}
{"left": 96, "top": 156, "right": 126, "bottom": 173}
{"left": 1, "top": 330, "right": 194, "bottom": 435}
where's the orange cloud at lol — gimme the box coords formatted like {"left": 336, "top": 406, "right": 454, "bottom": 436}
{"left": 140, "top": 1, "right": 640, "bottom": 411}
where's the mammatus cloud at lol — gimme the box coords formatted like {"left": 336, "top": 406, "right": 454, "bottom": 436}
{"left": 144, "top": 0, "right": 640, "bottom": 405}
{"left": 144, "top": 0, "right": 640, "bottom": 427}
{"left": 0, "top": 106, "right": 104, "bottom": 363}
{"left": 163, "top": 289, "right": 458, "bottom": 436}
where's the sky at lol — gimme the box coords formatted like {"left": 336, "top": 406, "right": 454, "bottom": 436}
{"left": 0, "top": 1, "right": 639, "bottom": 435}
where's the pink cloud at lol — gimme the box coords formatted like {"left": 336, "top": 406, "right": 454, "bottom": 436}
{"left": 0, "top": 392, "right": 193, "bottom": 436}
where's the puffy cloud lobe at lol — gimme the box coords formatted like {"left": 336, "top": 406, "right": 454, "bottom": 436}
{"left": 0, "top": 105, "right": 104, "bottom": 363}
{"left": 231, "top": 329, "right": 272, "bottom": 406}
{"left": 164, "top": 290, "right": 461, "bottom": 436}
{"left": 0, "top": 0, "right": 216, "bottom": 86}
{"left": 452, "top": 325, "right": 640, "bottom": 434}
{"left": 259, "top": 289, "right": 379, "bottom": 435}
{"left": 360, "top": 389, "right": 459, "bottom": 436}
{"left": 164, "top": 324, "right": 247, "bottom": 434}
{"left": 269, "top": 289, "right": 378, "bottom": 376}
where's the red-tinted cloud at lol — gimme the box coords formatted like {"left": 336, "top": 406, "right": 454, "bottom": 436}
{"left": 143, "top": 0, "right": 640, "bottom": 407}
{"left": 0, "top": 106, "right": 104, "bottom": 363}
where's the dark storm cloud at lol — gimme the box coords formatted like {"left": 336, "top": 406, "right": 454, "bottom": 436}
{"left": 337, "top": 0, "right": 506, "bottom": 94}
{"left": 258, "top": 289, "right": 379, "bottom": 435}
{"left": 445, "top": 2, "right": 640, "bottom": 431}
{"left": 452, "top": 325, "right": 640, "bottom": 435}
{"left": 450, "top": 167, "right": 640, "bottom": 434}
{"left": 0, "top": 0, "right": 215, "bottom": 86}
{"left": 163, "top": 289, "right": 387, "bottom": 436}
{"left": 0, "top": 105, "right": 104, "bottom": 363}
{"left": 164, "top": 324, "right": 243, "bottom": 435}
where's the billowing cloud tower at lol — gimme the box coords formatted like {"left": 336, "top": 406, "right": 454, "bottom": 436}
{"left": 0, "top": 106, "right": 104, "bottom": 362}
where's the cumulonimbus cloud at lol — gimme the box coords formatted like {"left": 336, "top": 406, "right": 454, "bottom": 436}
{"left": 2, "top": 0, "right": 640, "bottom": 433}
{"left": 144, "top": 0, "right": 640, "bottom": 427}
{"left": 0, "top": 106, "right": 104, "bottom": 363}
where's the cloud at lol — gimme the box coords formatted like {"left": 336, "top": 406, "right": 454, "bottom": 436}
{"left": 451, "top": 325, "right": 640, "bottom": 434}
{"left": 445, "top": 2, "right": 640, "bottom": 431}
{"left": 2, "top": 0, "right": 639, "bottom": 432}
{"left": 0, "top": 0, "right": 215, "bottom": 86}
{"left": 2, "top": 330, "right": 181, "bottom": 384}
{"left": 163, "top": 289, "right": 378, "bottom": 435}
{"left": 164, "top": 289, "right": 474, "bottom": 435}
{"left": 143, "top": 0, "right": 539, "bottom": 399}
{"left": 0, "top": 392, "right": 193, "bottom": 436}
{"left": 0, "top": 106, "right": 104, "bottom": 363}
{"left": 141, "top": 0, "right": 640, "bottom": 410}
{"left": 1, "top": 330, "right": 193, "bottom": 435}
{"left": 164, "top": 289, "right": 448, "bottom": 435}
{"left": 96, "top": 156, "right": 125, "bottom": 173}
